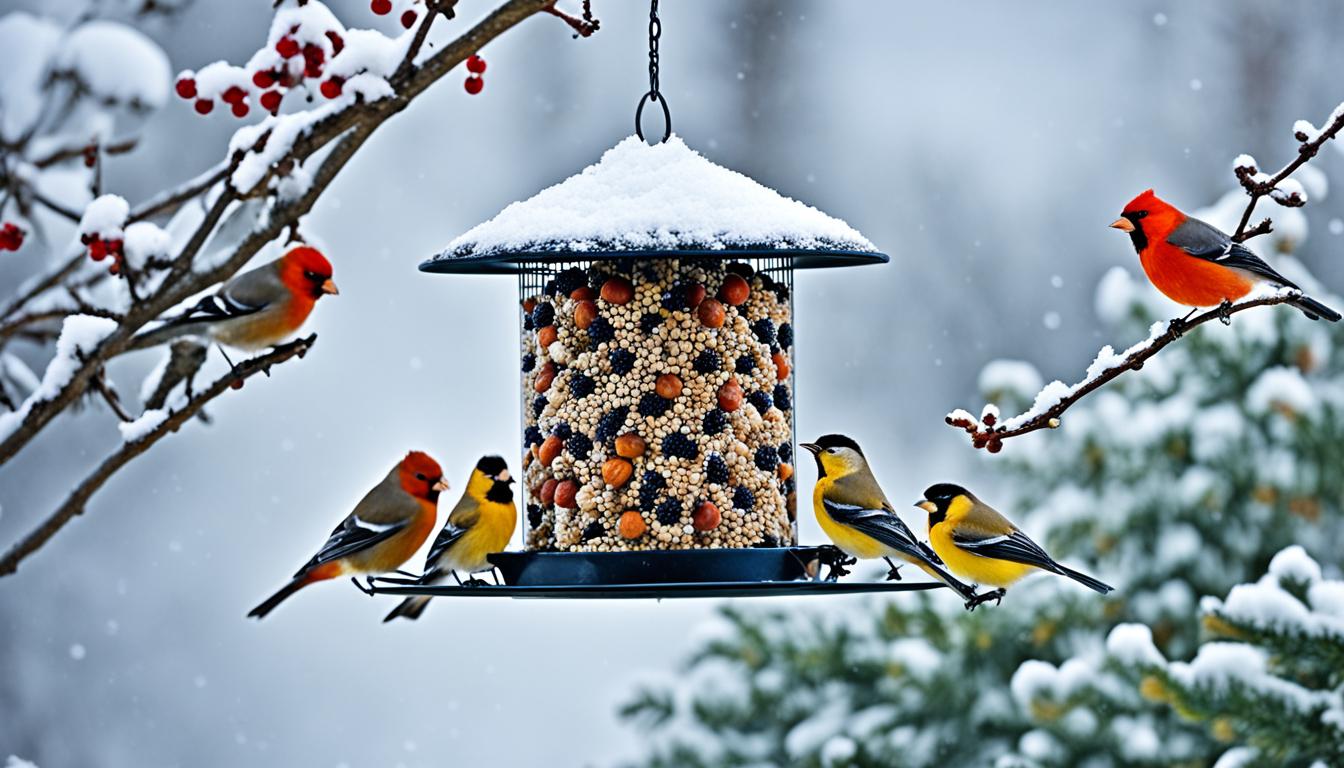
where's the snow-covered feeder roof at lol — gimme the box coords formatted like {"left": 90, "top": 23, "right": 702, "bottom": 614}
{"left": 421, "top": 135, "right": 887, "bottom": 274}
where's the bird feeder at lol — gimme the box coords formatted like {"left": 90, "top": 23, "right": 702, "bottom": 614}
{"left": 371, "top": 2, "right": 940, "bottom": 599}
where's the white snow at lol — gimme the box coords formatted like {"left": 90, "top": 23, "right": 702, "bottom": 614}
{"left": 1246, "top": 366, "right": 1316, "bottom": 416}
{"left": 1232, "top": 154, "right": 1257, "bottom": 173}
{"left": 0, "top": 315, "right": 118, "bottom": 441}
{"left": 118, "top": 408, "right": 168, "bottom": 442}
{"left": 79, "top": 194, "right": 130, "bottom": 238}
{"left": 0, "top": 13, "right": 63, "bottom": 141}
{"left": 978, "top": 360, "right": 1044, "bottom": 400}
{"left": 434, "top": 135, "right": 878, "bottom": 261}
{"left": 819, "top": 736, "right": 856, "bottom": 766}
{"left": 5, "top": 757, "right": 39, "bottom": 768}
{"left": 1105, "top": 624, "right": 1164, "bottom": 667}
{"left": 1269, "top": 178, "right": 1307, "bottom": 205}
{"left": 1268, "top": 545, "right": 1322, "bottom": 585}
{"left": 122, "top": 221, "right": 171, "bottom": 269}
{"left": 1212, "top": 747, "right": 1259, "bottom": 768}
{"left": 55, "top": 22, "right": 171, "bottom": 109}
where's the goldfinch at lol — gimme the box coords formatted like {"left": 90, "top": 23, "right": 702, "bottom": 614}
{"left": 131, "top": 246, "right": 338, "bottom": 352}
{"left": 917, "top": 483, "right": 1113, "bottom": 606}
{"left": 383, "top": 455, "right": 517, "bottom": 622}
{"left": 802, "top": 435, "right": 980, "bottom": 607}
{"left": 247, "top": 451, "right": 446, "bottom": 619}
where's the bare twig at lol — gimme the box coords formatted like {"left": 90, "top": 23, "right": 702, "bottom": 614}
{"left": 29, "top": 190, "right": 83, "bottom": 223}
{"left": 0, "top": 334, "right": 316, "bottom": 578}
{"left": 947, "top": 293, "right": 1304, "bottom": 452}
{"left": 1232, "top": 103, "right": 1344, "bottom": 241}
{"left": 90, "top": 367, "right": 134, "bottom": 422}
{"left": 128, "top": 160, "right": 229, "bottom": 223}
{"left": 542, "top": 0, "right": 600, "bottom": 37}
{"left": 32, "top": 137, "right": 137, "bottom": 169}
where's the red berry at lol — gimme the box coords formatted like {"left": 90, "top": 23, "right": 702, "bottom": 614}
{"left": 107, "top": 238, "right": 124, "bottom": 255}
{"left": 326, "top": 31, "right": 345, "bottom": 55}
{"left": 222, "top": 85, "right": 246, "bottom": 104}
{"left": 89, "top": 239, "right": 107, "bottom": 261}
{"left": 108, "top": 262, "right": 120, "bottom": 276}
{"left": 194, "top": 99, "right": 214, "bottom": 114}
{"left": 230, "top": 379, "right": 245, "bottom": 390}
{"left": 467, "top": 55, "right": 486, "bottom": 74}
{"left": 259, "top": 90, "right": 283, "bottom": 113}
{"left": 276, "top": 36, "right": 300, "bottom": 58}
{"left": 370, "top": 0, "right": 391, "bottom": 14}
{"left": 0, "top": 223, "right": 23, "bottom": 251}
{"left": 175, "top": 77, "right": 197, "bottom": 99}
{"left": 400, "top": 9, "right": 417, "bottom": 28}
{"left": 464, "top": 75, "right": 483, "bottom": 95}
{"left": 231, "top": 101, "right": 250, "bottom": 118}
{"left": 83, "top": 147, "right": 96, "bottom": 168}
{"left": 252, "top": 70, "right": 277, "bottom": 88}
{"left": 320, "top": 77, "right": 344, "bottom": 99}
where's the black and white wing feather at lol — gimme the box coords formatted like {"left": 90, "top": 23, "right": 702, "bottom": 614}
{"left": 299, "top": 514, "right": 408, "bottom": 574}
{"left": 822, "top": 499, "right": 942, "bottom": 564}
{"left": 1166, "top": 217, "right": 1299, "bottom": 288}
{"left": 951, "top": 529, "right": 1060, "bottom": 572}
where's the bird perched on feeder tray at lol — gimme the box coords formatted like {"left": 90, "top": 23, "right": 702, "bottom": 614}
{"left": 383, "top": 455, "right": 517, "bottom": 622}
{"left": 247, "top": 451, "right": 446, "bottom": 619}
{"left": 129, "top": 245, "right": 339, "bottom": 354}
{"left": 1111, "top": 189, "right": 1339, "bottom": 322}
{"left": 917, "top": 483, "right": 1113, "bottom": 606}
{"left": 801, "top": 435, "right": 984, "bottom": 609}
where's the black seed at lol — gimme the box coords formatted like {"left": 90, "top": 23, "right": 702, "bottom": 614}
{"left": 732, "top": 486, "right": 754, "bottom": 511}
{"left": 735, "top": 354, "right": 756, "bottom": 374}
{"left": 523, "top": 313, "right": 534, "bottom": 331}
{"left": 726, "top": 262, "right": 754, "bottom": 278}
{"left": 581, "top": 520, "right": 605, "bottom": 542}
{"left": 566, "top": 433, "right": 593, "bottom": 459}
{"left": 655, "top": 498, "right": 681, "bottom": 525}
{"left": 639, "top": 471, "right": 665, "bottom": 512}
{"left": 587, "top": 265, "right": 609, "bottom": 289}
{"left": 661, "top": 433, "right": 698, "bottom": 460}
{"left": 521, "top": 353, "right": 536, "bottom": 372}
{"left": 639, "top": 312, "right": 664, "bottom": 335}
{"left": 524, "top": 426, "right": 543, "bottom": 448}
{"left": 754, "top": 445, "right": 779, "bottom": 472}
{"left": 543, "top": 279, "right": 558, "bottom": 297}
{"left": 531, "top": 302, "right": 555, "bottom": 329}
{"left": 783, "top": 477, "right": 796, "bottom": 495}
{"left": 554, "top": 267, "right": 586, "bottom": 296}
{"left": 777, "top": 322, "right": 794, "bottom": 350}
{"left": 778, "top": 442, "right": 793, "bottom": 462}
{"left": 637, "top": 392, "right": 670, "bottom": 417}
{"left": 750, "top": 318, "right": 776, "bottom": 346}
{"left": 661, "top": 282, "right": 690, "bottom": 311}
{"left": 642, "top": 470, "right": 666, "bottom": 491}
{"left": 552, "top": 422, "right": 573, "bottom": 440}
{"left": 570, "top": 373, "right": 595, "bottom": 398}
{"left": 693, "top": 350, "right": 722, "bottom": 374}
{"left": 705, "top": 453, "right": 729, "bottom": 485}
{"left": 748, "top": 390, "right": 773, "bottom": 413}
{"left": 773, "top": 384, "right": 792, "bottom": 412}
{"left": 532, "top": 396, "right": 547, "bottom": 418}
{"left": 702, "top": 408, "right": 728, "bottom": 435}
{"left": 596, "top": 407, "right": 629, "bottom": 444}
{"left": 755, "top": 535, "right": 781, "bottom": 548}
{"left": 527, "top": 504, "right": 543, "bottom": 528}
{"left": 587, "top": 316, "right": 615, "bottom": 345}
{"left": 608, "top": 347, "right": 636, "bottom": 374}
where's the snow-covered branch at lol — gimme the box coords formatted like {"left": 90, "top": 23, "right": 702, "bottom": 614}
{"left": 1231, "top": 101, "right": 1344, "bottom": 242}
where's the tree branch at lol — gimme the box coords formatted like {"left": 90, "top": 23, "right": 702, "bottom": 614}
{"left": 0, "top": 334, "right": 316, "bottom": 578}
{"left": 946, "top": 292, "right": 1304, "bottom": 452}
{"left": 127, "top": 159, "right": 230, "bottom": 223}
{"left": 1232, "top": 102, "right": 1344, "bottom": 241}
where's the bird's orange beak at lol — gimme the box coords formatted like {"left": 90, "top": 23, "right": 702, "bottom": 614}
{"left": 432, "top": 478, "right": 450, "bottom": 493}
{"left": 1109, "top": 217, "right": 1135, "bottom": 233}
{"left": 914, "top": 500, "right": 937, "bottom": 514}
{"left": 321, "top": 278, "right": 340, "bottom": 295}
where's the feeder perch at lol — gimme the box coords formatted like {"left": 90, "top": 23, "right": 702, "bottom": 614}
{"left": 388, "top": 135, "right": 920, "bottom": 599}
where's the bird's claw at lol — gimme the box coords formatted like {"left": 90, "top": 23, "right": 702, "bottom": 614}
{"left": 463, "top": 577, "right": 489, "bottom": 587}
{"left": 882, "top": 557, "right": 903, "bottom": 582}
{"left": 350, "top": 576, "right": 376, "bottom": 596}
{"left": 963, "top": 587, "right": 1006, "bottom": 611}
{"left": 817, "top": 546, "right": 856, "bottom": 581}
{"left": 1217, "top": 300, "right": 1233, "bottom": 325}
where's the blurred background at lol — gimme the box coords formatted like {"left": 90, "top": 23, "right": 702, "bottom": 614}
{"left": 2, "top": 1, "right": 1343, "bottom": 766}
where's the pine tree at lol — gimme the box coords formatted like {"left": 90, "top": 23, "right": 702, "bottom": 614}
{"left": 619, "top": 196, "right": 1344, "bottom": 767}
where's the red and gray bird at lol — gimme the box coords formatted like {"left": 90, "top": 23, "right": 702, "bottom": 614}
{"left": 131, "top": 245, "right": 338, "bottom": 351}
{"left": 247, "top": 451, "right": 447, "bottom": 619}
{"left": 1111, "top": 190, "right": 1339, "bottom": 322}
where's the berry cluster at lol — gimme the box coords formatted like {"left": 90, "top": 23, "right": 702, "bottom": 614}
{"left": 463, "top": 54, "right": 486, "bottom": 94}
{"left": 369, "top": 0, "right": 421, "bottom": 29}
{"left": 0, "top": 223, "right": 24, "bottom": 252}
{"left": 81, "top": 232, "right": 126, "bottom": 276}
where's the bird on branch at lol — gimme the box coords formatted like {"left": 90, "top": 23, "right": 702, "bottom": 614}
{"left": 1111, "top": 189, "right": 1339, "bottom": 323}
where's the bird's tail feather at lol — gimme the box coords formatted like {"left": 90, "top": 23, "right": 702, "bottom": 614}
{"left": 1291, "top": 295, "right": 1341, "bottom": 323}
{"left": 1056, "top": 564, "right": 1113, "bottom": 594}
{"left": 247, "top": 576, "right": 309, "bottom": 619}
{"left": 383, "top": 596, "right": 432, "bottom": 622}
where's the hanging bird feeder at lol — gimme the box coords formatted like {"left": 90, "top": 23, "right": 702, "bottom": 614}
{"left": 372, "top": 2, "right": 930, "bottom": 600}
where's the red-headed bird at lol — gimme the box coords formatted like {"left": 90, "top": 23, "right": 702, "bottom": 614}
{"left": 1111, "top": 189, "right": 1339, "bottom": 322}
{"left": 131, "top": 245, "right": 339, "bottom": 352}
{"left": 383, "top": 455, "right": 517, "bottom": 622}
{"left": 247, "top": 451, "right": 446, "bottom": 619}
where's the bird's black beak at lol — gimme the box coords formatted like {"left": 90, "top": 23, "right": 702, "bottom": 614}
{"left": 801, "top": 442, "right": 821, "bottom": 455}
{"left": 1109, "top": 217, "right": 1135, "bottom": 233}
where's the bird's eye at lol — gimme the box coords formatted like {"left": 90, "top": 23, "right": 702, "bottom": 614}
{"left": 415, "top": 472, "right": 427, "bottom": 481}
{"left": 1133, "top": 211, "right": 1148, "bottom": 220}
{"left": 304, "top": 270, "right": 320, "bottom": 280}
{"left": 826, "top": 448, "right": 836, "bottom": 454}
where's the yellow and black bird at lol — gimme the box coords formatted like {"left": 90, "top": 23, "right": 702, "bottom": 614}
{"left": 383, "top": 455, "right": 517, "bottom": 622}
{"left": 802, "top": 434, "right": 981, "bottom": 607}
{"left": 917, "top": 483, "right": 1113, "bottom": 606}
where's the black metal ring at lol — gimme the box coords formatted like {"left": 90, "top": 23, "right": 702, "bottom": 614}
{"left": 635, "top": 91, "right": 671, "bottom": 143}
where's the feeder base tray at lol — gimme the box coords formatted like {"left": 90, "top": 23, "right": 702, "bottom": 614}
{"left": 367, "top": 546, "right": 952, "bottom": 599}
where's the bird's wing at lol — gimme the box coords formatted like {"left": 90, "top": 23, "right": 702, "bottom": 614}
{"left": 161, "top": 264, "right": 280, "bottom": 327}
{"left": 950, "top": 529, "right": 1061, "bottom": 574}
{"left": 1166, "top": 217, "right": 1299, "bottom": 288}
{"left": 423, "top": 523, "right": 470, "bottom": 573}
{"left": 822, "top": 498, "right": 943, "bottom": 565}
{"left": 300, "top": 514, "right": 409, "bottom": 572}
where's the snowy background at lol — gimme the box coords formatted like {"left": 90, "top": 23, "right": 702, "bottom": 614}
{"left": 3, "top": 1, "right": 1344, "bottom": 766}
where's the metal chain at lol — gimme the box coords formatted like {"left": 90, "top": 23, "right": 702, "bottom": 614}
{"left": 635, "top": 0, "right": 671, "bottom": 143}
